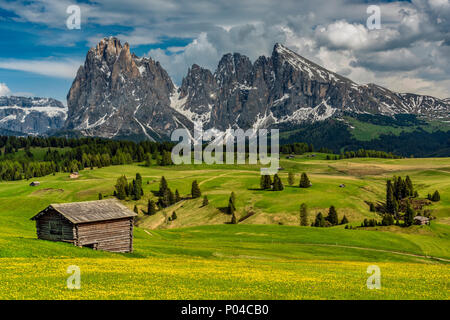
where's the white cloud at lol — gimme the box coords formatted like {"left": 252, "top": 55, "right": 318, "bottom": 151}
{"left": 148, "top": 32, "right": 219, "bottom": 84}
{"left": 1, "top": 0, "right": 450, "bottom": 98}
{"left": 0, "top": 83, "right": 11, "bottom": 96}
{"left": 0, "top": 58, "right": 81, "bottom": 79}
{"left": 316, "top": 21, "right": 370, "bottom": 51}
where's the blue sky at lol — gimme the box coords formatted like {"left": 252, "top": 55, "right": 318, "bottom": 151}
{"left": 0, "top": 0, "right": 449, "bottom": 103}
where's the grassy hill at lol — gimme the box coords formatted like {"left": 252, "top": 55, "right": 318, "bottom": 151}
{"left": 0, "top": 155, "right": 449, "bottom": 299}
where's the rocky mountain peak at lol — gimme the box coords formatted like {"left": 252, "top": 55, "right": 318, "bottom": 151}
{"left": 94, "top": 37, "right": 123, "bottom": 58}
{"left": 64, "top": 38, "right": 449, "bottom": 141}
{"left": 65, "top": 37, "right": 189, "bottom": 140}
{"left": 0, "top": 96, "right": 66, "bottom": 135}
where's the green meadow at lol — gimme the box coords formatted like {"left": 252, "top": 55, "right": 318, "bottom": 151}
{"left": 0, "top": 154, "right": 449, "bottom": 299}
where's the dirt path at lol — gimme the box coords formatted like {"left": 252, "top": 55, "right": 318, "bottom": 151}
{"left": 298, "top": 243, "right": 450, "bottom": 262}
{"left": 199, "top": 172, "right": 231, "bottom": 186}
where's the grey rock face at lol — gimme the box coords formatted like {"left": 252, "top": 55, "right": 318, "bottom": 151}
{"left": 65, "top": 37, "right": 192, "bottom": 141}
{"left": 66, "top": 38, "right": 450, "bottom": 140}
{"left": 175, "top": 43, "right": 450, "bottom": 131}
{"left": 0, "top": 96, "right": 66, "bottom": 135}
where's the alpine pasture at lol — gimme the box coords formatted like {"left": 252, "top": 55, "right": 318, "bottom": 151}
{"left": 0, "top": 153, "right": 449, "bottom": 299}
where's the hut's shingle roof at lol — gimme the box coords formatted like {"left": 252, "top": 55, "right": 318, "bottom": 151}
{"left": 31, "top": 199, "right": 137, "bottom": 224}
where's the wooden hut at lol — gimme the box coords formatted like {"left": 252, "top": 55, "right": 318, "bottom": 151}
{"left": 29, "top": 181, "right": 40, "bottom": 186}
{"left": 69, "top": 172, "right": 79, "bottom": 179}
{"left": 413, "top": 216, "right": 430, "bottom": 225}
{"left": 31, "top": 199, "right": 137, "bottom": 253}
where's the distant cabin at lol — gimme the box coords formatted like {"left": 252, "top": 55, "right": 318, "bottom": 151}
{"left": 69, "top": 172, "right": 79, "bottom": 179}
{"left": 30, "top": 181, "right": 40, "bottom": 186}
{"left": 414, "top": 216, "right": 430, "bottom": 225}
{"left": 31, "top": 199, "right": 137, "bottom": 253}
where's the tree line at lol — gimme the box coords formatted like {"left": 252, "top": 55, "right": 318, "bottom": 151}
{"left": 0, "top": 135, "right": 175, "bottom": 181}
{"left": 260, "top": 172, "right": 311, "bottom": 191}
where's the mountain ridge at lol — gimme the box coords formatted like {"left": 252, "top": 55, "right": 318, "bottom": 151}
{"left": 0, "top": 96, "right": 66, "bottom": 136}
{"left": 1, "top": 37, "right": 449, "bottom": 141}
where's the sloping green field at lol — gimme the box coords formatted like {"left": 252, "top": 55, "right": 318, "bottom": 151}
{"left": 0, "top": 155, "right": 449, "bottom": 299}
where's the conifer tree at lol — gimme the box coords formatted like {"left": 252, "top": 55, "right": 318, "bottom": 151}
{"left": 147, "top": 199, "right": 157, "bottom": 215}
{"left": 369, "top": 202, "right": 375, "bottom": 212}
{"left": 405, "top": 175, "right": 414, "bottom": 197}
{"left": 230, "top": 191, "right": 236, "bottom": 208}
{"left": 231, "top": 211, "right": 237, "bottom": 224}
{"left": 136, "top": 173, "right": 143, "bottom": 196}
{"left": 404, "top": 202, "right": 415, "bottom": 227}
{"left": 159, "top": 176, "right": 168, "bottom": 196}
{"left": 98, "top": 192, "right": 103, "bottom": 200}
{"left": 168, "top": 188, "right": 175, "bottom": 205}
{"left": 158, "top": 188, "right": 171, "bottom": 208}
{"left": 202, "top": 195, "right": 209, "bottom": 206}
{"left": 431, "top": 190, "right": 440, "bottom": 202}
{"left": 115, "top": 175, "right": 128, "bottom": 200}
{"left": 260, "top": 175, "right": 272, "bottom": 190}
{"left": 191, "top": 180, "right": 201, "bottom": 198}
{"left": 133, "top": 205, "right": 138, "bottom": 214}
{"left": 288, "top": 172, "right": 295, "bottom": 186}
{"left": 326, "top": 205, "right": 339, "bottom": 225}
{"left": 382, "top": 214, "right": 394, "bottom": 226}
{"left": 340, "top": 215, "right": 349, "bottom": 225}
{"left": 171, "top": 211, "right": 177, "bottom": 220}
{"left": 227, "top": 192, "right": 236, "bottom": 215}
{"left": 131, "top": 179, "right": 141, "bottom": 200}
{"left": 313, "top": 212, "right": 325, "bottom": 227}
{"left": 144, "top": 153, "right": 152, "bottom": 167}
{"left": 272, "top": 174, "right": 284, "bottom": 191}
{"left": 300, "top": 203, "right": 308, "bottom": 226}
{"left": 299, "top": 173, "right": 311, "bottom": 188}
{"left": 175, "top": 189, "right": 181, "bottom": 202}
{"left": 386, "top": 179, "right": 395, "bottom": 214}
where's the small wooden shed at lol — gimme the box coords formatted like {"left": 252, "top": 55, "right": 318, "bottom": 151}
{"left": 29, "top": 181, "right": 40, "bottom": 186}
{"left": 414, "top": 215, "right": 430, "bottom": 225}
{"left": 69, "top": 172, "right": 79, "bottom": 179}
{"left": 31, "top": 199, "right": 137, "bottom": 253}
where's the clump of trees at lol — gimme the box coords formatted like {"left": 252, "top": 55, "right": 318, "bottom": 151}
{"left": 280, "top": 142, "right": 314, "bottom": 155}
{"left": 114, "top": 173, "right": 144, "bottom": 200}
{"left": 383, "top": 175, "right": 438, "bottom": 227}
{"left": 336, "top": 149, "right": 401, "bottom": 160}
{"left": 386, "top": 176, "right": 416, "bottom": 215}
{"left": 427, "top": 190, "right": 440, "bottom": 202}
{"left": 272, "top": 174, "right": 284, "bottom": 191}
{"left": 147, "top": 199, "right": 157, "bottom": 215}
{"left": 299, "top": 173, "right": 311, "bottom": 188}
{"left": 361, "top": 218, "right": 378, "bottom": 227}
{"left": 0, "top": 135, "right": 176, "bottom": 181}
{"left": 312, "top": 205, "right": 345, "bottom": 227}
{"left": 259, "top": 172, "right": 311, "bottom": 191}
